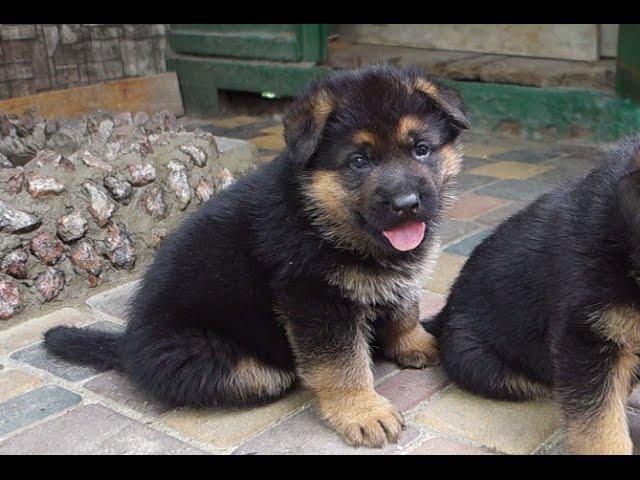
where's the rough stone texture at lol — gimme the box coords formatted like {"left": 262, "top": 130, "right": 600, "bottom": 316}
{"left": 0, "top": 274, "right": 21, "bottom": 320}
{"left": 56, "top": 211, "right": 88, "bottom": 242}
{"left": 0, "top": 200, "right": 40, "bottom": 233}
{"left": 0, "top": 247, "right": 29, "bottom": 279}
{"left": 0, "top": 24, "right": 167, "bottom": 100}
{"left": 0, "top": 385, "right": 81, "bottom": 437}
{"left": 25, "top": 174, "right": 65, "bottom": 198}
{"left": 83, "top": 182, "right": 117, "bottom": 227}
{"left": 0, "top": 167, "right": 24, "bottom": 194}
{"left": 234, "top": 407, "right": 421, "bottom": 455}
{"left": 137, "top": 185, "right": 167, "bottom": 219}
{"left": 160, "top": 388, "right": 313, "bottom": 449}
{"left": 195, "top": 179, "right": 214, "bottom": 203}
{"left": 103, "top": 176, "right": 133, "bottom": 204}
{"left": 101, "top": 223, "right": 136, "bottom": 270}
{"left": 29, "top": 232, "right": 63, "bottom": 265}
{"left": 33, "top": 267, "right": 65, "bottom": 302}
{"left": 0, "top": 404, "right": 205, "bottom": 455}
{"left": 0, "top": 109, "right": 260, "bottom": 319}
{"left": 127, "top": 163, "right": 156, "bottom": 186}
{"left": 166, "top": 160, "right": 191, "bottom": 209}
{"left": 415, "top": 387, "right": 562, "bottom": 455}
{"left": 69, "top": 240, "right": 103, "bottom": 279}
{"left": 180, "top": 145, "right": 208, "bottom": 167}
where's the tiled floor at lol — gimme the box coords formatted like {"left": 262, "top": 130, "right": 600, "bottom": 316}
{"left": 0, "top": 114, "right": 622, "bottom": 455}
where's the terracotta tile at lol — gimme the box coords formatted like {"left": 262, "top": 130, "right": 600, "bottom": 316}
{"left": 467, "top": 161, "right": 553, "bottom": 180}
{"left": 449, "top": 192, "right": 508, "bottom": 221}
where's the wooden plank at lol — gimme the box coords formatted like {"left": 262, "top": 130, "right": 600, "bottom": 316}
{"left": 339, "top": 24, "right": 600, "bottom": 61}
{"left": 599, "top": 24, "right": 619, "bottom": 58}
{"left": 169, "top": 30, "right": 300, "bottom": 61}
{"left": 0, "top": 72, "right": 184, "bottom": 118}
{"left": 167, "top": 54, "right": 329, "bottom": 115}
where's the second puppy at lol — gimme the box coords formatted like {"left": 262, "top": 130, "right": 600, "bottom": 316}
{"left": 426, "top": 135, "right": 640, "bottom": 454}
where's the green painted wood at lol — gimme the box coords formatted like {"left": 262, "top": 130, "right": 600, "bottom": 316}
{"left": 444, "top": 79, "right": 640, "bottom": 140}
{"left": 616, "top": 24, "right": 640, "bottom": 103}
{"left": 166, "top": 24, "right": 331, "bottom": 113}
{"left": 167, "top": 54, "right": 329, "bottom": 115}
{"left": 169, "top": 30, "right": 300, "bottom": 61}
{"left": 296, "top": 24, "right": 329, "bottom": 63}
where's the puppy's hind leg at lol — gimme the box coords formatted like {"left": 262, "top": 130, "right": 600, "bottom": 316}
{"left": 123, "top": 326, "right": 296, "bottom": 408}
{"left": 558, "top": 311, "right": 640, "bottom": 455}
{"left": 439, "top": 326, "right": 551, "bottom": 401}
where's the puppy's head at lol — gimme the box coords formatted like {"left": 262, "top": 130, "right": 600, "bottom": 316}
{"left": 284, "top": 65, "right": 469, "bottom": 256}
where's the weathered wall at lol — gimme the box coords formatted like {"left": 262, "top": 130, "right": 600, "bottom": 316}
{"left": 0, "top": 24, "right": 167, "bottom": 100}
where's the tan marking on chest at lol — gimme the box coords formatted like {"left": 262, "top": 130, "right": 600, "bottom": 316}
{"left": 327, "top": 240, "right": 440, "bottom": 306}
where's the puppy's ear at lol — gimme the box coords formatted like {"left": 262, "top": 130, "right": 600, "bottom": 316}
{"left": 283, "top": 88, "right": 334, "bottom": 166}
{"left": 412, "top": 76, "right": 470, "bottom": 130}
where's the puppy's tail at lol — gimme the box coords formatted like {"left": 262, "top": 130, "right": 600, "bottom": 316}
{"left": 43, "top": 326, "right": 123, "bottom": 371}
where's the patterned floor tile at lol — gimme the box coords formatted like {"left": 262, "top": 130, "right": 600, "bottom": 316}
{"left": 445, "top": 229, "right": 492, "bottom": 256}
{"left": 467, "top": 161, "right": 553, "bottom": 180}
{"left": 491, "top": 149, "right": 553, "bottom": 164}
{"left": 248, "top": 134, "right": 285, "bottom": 151}
{"left": 474, "top": 201, "right": 529, "bottom": 227}
{"left": 476, "top": 179, "right": 555, "bottom": 202}
{"left": 438, "top": 219, "right": 481, "bottom": 246}
{"left": 233, "top": 407, "right": 420, "bottom": 455}
{"left": 456, "top": 173, "right": 500, "bottom": 192}
{"left": 449, "top": 193, "right": 508, "bottom": 221}
{"left": 424, "top": 253, "right": 467, "bottom": 295}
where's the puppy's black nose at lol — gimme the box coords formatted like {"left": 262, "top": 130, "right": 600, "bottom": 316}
{"left": 391, "top": 193, "right": 420, "bottom": 214}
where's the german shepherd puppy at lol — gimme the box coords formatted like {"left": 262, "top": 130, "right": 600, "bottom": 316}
{"left": 44, "top": 65, "right": 469, "bottom": 448}
{"left": 425, "top": 135, "right": 640, "bottom": 454}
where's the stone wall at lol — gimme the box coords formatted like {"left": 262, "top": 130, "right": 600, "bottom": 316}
{"left": 0, "top": 109, "right": 261, "bottom": 320}
{"left": 0, "top": 24, "right": 167, "bottom": 100}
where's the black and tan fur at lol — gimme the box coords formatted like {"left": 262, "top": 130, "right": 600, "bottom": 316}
{"left": 426, "top": 135, "right": 640, "bottom": 454}
{"left": 43, "top": 65, "right": 469, "bottom": 448}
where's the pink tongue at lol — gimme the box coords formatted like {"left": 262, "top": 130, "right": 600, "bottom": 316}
{"left": 382, "top": 221, "right": 426, "bottom": 251}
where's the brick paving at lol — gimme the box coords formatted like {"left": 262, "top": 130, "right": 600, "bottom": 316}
{"left": 0, "top": 114, "right": 632, "bottom": 454}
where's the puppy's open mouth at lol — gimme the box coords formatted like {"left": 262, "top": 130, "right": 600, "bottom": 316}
{"left": 382, "top": 221, "right": 426, "bottom": 251}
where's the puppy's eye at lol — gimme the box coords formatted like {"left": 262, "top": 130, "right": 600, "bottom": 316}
{"left": 349, "top": 154, "right": 370, "bottom": 170}
{"left": 413, "top": 143, "right": 431, "bottom": 160}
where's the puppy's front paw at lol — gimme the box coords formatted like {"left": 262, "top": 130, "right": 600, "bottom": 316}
{"left": 387, "top": 327, "right": 439, "bottom": 368}
{"left": 319, "top": 392, "right": 405, "bottom": 448}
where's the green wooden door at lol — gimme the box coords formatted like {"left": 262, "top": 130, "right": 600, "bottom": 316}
{"left": 616, "top": 24, "right": 640, "bottom": 103}
{"left": 166, "top": 24, "right": 332, "bottom": 115}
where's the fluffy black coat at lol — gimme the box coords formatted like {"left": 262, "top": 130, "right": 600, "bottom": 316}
{"left": 44, "top": 64, "right": 469, "bottom": 448}
{"left": 425, "top": 134, "right": 640, "bottom": 454}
